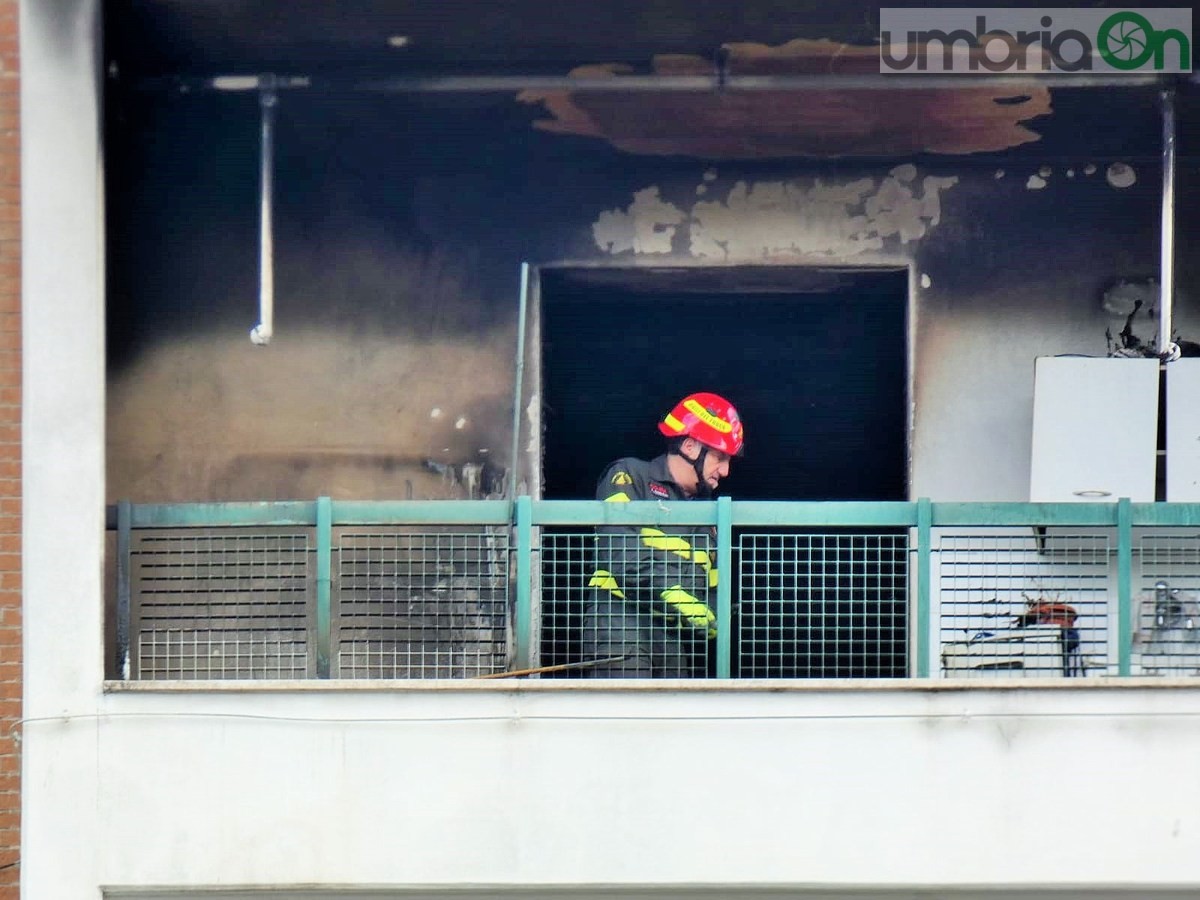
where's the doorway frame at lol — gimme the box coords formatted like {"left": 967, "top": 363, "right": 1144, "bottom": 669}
{"left": 517, "top": 261, "right": 917, "bottom": 674}
{"left": 515, "top": 261, "right": 918, "bottom": 503}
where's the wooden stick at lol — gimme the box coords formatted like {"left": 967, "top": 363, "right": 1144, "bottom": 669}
{"left": 474, "top": 656, "right": 627, "bottom": 679}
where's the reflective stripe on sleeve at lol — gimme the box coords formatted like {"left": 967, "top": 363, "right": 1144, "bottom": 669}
{"left": 639, "top": 527, "right": 713, "bottom": 572}
{"left": 587, "top": 569, "right": 626, "bottom": 599}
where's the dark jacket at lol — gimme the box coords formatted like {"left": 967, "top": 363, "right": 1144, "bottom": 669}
{"left": 588, "top": 454, "right": 716, "bottom": 621}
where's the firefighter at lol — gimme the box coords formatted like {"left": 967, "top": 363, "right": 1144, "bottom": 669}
{"left": 582, "top": 392, "right": 745, "bottom": 677}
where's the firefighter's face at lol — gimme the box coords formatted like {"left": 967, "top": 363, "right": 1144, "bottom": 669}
{"left": 702, "top": 448, "right": 732, "bottom": 490}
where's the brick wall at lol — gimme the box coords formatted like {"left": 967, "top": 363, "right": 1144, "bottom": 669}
{"left": 0, "top": 0, "right": 17, "bottom": 895}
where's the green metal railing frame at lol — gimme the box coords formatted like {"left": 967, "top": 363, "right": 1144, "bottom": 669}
{"left": 112, "top": 497, "right": 1200, "bottom": 680}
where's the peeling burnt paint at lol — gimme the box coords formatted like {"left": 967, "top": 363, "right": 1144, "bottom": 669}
{"left": 592, "top": 187, "right": 685, "bottom": 254}
{"left": 518, "top": 40, "right": 1051, "bottom": 159}
{"left": 593, "top": 166, "right": 958, "bottom": 259}
{"left": 1019, "top": 159, "right": 1139, "bottom": 192}
{"left": 1107, "top": 162, "right": 1137, "bottom": 189}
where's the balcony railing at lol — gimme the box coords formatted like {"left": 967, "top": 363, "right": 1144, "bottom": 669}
{"left": 107, "top": 498, "right": 1200, "bottom": 681}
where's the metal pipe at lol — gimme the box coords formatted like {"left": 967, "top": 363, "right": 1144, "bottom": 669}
{"left": 115, "top": 500, "right": 132, "bottom": 679}
{"left": 508, "top": 262, "right": 531, "bottom": 500}
{"left": 250, "top": 76, "right": 278, "bottom": 345}
{"left": 153, "top": 71, "right": 1169, "bottom": 96}
{"left": 1159, "top": 87, "right": 1178, "bottom": 360}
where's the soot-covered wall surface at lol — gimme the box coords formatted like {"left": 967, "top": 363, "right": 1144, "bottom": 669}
{"left": 106, "top": 82, "right": 1196, "bottom": 503}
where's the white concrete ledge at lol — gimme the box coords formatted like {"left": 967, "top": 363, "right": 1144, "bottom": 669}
{"left": 103, "top": 675, "right": 1200, "bottom": 693}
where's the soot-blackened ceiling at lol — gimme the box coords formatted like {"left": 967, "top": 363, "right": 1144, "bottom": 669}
{"left": 106, "top": 1, "right": 1195, "bottom": 160}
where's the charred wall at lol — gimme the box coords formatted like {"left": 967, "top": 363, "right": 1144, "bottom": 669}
{"left": 105, "top": 84, "right": 1194, "bottom": 502}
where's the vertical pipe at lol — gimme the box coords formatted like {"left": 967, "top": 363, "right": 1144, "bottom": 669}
{"left": 508, "top": 263, "right": 531, "bottom": 500}
{"left": 116, "top": 500, "right": 132, "bottom": 679}
{"left": 250, "top": 76, "right": 277, "bottom": 345}
{"left": 916, "top": 497, "right": 932, "bottom": 678}
{"left": 715, "top": 496, "right": 733, "bottom": 678}
{"left": 1159, "top": 88, "right": 1177, "bottom": 359}
{"left": 1117, "top": 497, "right": 1133, "bottom": 676}
{"left": 315, "top": 496, "right": 332, "bottom": 678}
{"left": 514, "top": 495, "right": 533, "bottom": 670}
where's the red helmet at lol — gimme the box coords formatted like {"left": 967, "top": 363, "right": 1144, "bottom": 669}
{"left": 658, "top": 392, "right": 745, "bottom": 456}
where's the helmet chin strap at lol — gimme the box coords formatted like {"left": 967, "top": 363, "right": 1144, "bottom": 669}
{"left": 676, "top": 443, "right": 712, "bottom": 498}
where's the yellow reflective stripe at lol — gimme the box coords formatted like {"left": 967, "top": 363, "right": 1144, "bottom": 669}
{"left": 587, "top": 569, "right": 626, "bottom": 599}
{"left": 661, "top": 586, "right": 717, "bottom": 637}
{"left": 640, "top": 527, "right": 713, "bottom": 572}
{"left": 661, "top": 586, "right": 703, "bottom": 607}
{"left": 603, "top": 492, "right": 631, "bottom": 503}
{"left": 663, "top": 412, "right": 685, "bottom": 433}
{"left": 640, "top": 527, "right": 691, "bottom": 553}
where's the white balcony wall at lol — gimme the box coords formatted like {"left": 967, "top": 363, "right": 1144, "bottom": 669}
{"left": 35, "top": 683, "right": 1200, "bottom": 895}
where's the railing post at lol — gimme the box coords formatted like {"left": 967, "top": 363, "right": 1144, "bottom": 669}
{"left": 514, "top": 495, "right": 533, "bottom": 670}
{"left": 916, "top": 497, "right": 932, "bottom": 678}
{"left": 1117, "top": 497, "right": 1133, "bottom": 676}
{"left": 116, "top": 500, "right": 132, "bottom": 680}
{"left": 315, "top": 496, "right": 333, "bottom": 678}
{"left": 716, "top": 495, "right": 733, "bottom": 679}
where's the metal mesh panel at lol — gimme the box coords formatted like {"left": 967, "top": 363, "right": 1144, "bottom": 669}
{"left": 539, "top": 529, "right": 715, "bottom": 678}
{"left": 1135, "top": 532, "right": 1200, "bottom": 675}
{"left": 334, "top": 528, "right": 510, "bottom": 678}
{"left": 538, "top": 530, "right": 592, "bottom": 676}
{"left": 938, "top": 531, "right": 1109, "bottom": 678}
{"left": 133, "top": 530, "right": 311, "bottom": 680}
{"left": 736, "top": 531, "right": 908, "bottom": 678}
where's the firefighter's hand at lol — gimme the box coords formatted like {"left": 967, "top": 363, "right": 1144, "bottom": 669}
{"left": 661, "top": 587, "right": 718, "bottom": 639}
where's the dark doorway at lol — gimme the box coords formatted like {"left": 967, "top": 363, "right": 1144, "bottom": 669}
{"left": 539, "top": 266, "right": 909, "bottom": 501}
{"left": 536, "top": 267, "right": 910, "bottom": 679}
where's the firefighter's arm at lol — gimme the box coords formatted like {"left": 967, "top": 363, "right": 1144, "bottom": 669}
{"left": 638, "top": 526, "right": 717, "bottom": 596}
{"left": 660, "top": 584, "right": 718, "bottom": 638}
{"left": 637, "top": 527, "right": 718, "bottom": 637}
